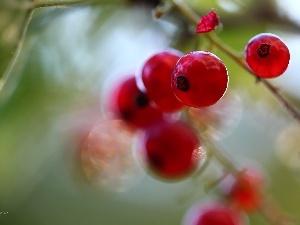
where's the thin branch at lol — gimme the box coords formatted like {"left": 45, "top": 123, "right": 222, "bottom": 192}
{"left": 206, "top": 34, "right": 300, "bottom": 123}
{"left": 0, "top": 0, "right": 110, "bottom": 93}
{"left": 30, "top": 0, "right": 123, "bottom": 9}
{"left": 172, "top": 0, "right": 300, "bottom": 125}
{"left": 32, "top": 0, "right": 88, "bottom": 9}
{"left": 259, "top": 196, "right": 297, "bottom": 225}
{"left": 204, "top": 139, "right": 297, "bottom": 225}
{"left": 0, "top": 9, "right": 34, "bottom": 92}
{"left": 6, "top": 0, "right": 101, "bottom": 10}
{"left": 260, "top": 79, "right": 300, "bottom": 122}
{"left": 171, "top": 1, "right": 298, "bottom": 224}
{"left": 206, "top": 142, "right": 240, "bottom": 175}
{"left": 203, "top": 170, "right": 229, "bottom": 193}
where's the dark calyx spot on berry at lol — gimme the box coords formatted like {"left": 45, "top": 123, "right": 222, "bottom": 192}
{"left": 148, "top": 153, "right": 164, "bottom": 169}
{"left": 121, "top": 109, "right": 132, "bottom": 121}
{"left": 135, "top": 92, "right": 149, "bottom": 108}
{"left": 257, "top": 43, "right": 271, "bottom": 58}
{"left": 176, "top": 76, "right": 189, "bottom": 92}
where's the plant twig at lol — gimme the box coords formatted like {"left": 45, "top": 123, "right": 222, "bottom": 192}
{"left": 30, "top": 0, "right": 123, "bottom": 9}
{"left": 259, "top": 196, "right": 298, "bottom": 225}
{"left": 206, "top": 142, "right": 240, "bottom": 175}
{"left": 0, "top": 9, "right": 34, "bottom": 92}
{"left": 206, "top": 34, "right": 300, "bottom": 123}
{"left": 206, "top": 140, "right": 297, "bottom": 225}
{"left": 171, "top": 1, "right": 298, "bottom": 224}
{"left": 0, "top": 0, "right": 100, "bottom": 93}
{"left": 32, "top": 0, "right": 88, "bottom": 9}
{"left": 172, "top": 0, "right": 300, "bottom": 125}
{"left": 203, "top": 170, "right": 229, "bottom": 193}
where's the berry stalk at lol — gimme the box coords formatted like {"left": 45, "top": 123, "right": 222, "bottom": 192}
{"left": 169, "top": 1, "right": 298, "bottom": 224}
{"left": 205, "top": 139, "right": 296, "bottom": 225}
{"left": 171, "top": 0, "right": 300, "bottom": 125}
{"left": 259, "top": 197, "right": 296, "bottom": 225}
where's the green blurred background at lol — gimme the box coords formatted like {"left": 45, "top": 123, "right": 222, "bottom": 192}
{"left": 1, "top": 0, "right": 300, "bottom": 224}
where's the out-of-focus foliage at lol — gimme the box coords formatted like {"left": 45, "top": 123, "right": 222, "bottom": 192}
{"left": 0, "top": 0, "right": 300, "bottom": 225}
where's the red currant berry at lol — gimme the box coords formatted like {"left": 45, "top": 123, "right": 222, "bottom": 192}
{"left": 108, "top": 75, "right": 164, "bottom": 129}
{"left": 172, "top": 51, "right": 228, "bottom": 108}
{"left": 138, "top": 50, "right": 184, "bottom": 112}
{"left": 223, "top": 168, "right": 266, "bottom": 212}
{"left": 137, "top": 120, "right": 201, "bottom": 180}
{"left": 245, "top": 33, "right": 290, "bottom": 78}
{"left": 183, "top": 201, "right": 245, "bottom": 225}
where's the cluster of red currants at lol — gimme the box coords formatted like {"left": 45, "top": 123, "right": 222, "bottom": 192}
{"left": 105, "top": 49, "right": 228, "bottom": 180}
{"left": 102, "top": 32, "right": 289, "bottom": 225}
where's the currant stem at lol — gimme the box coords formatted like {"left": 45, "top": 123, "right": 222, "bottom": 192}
{"left": 198, "top": 123, "right": 297, "bottom": 225}
{"left": 32, "top": 0, "right": 89, "bottom": 9}
{"left": 203, "top": 170, "right": 229, "bottom": 193}
{"left": 206, "top": 141, "right": 240, "bottom": 175}
{"left": 172, "top": 0, "right": 300, "bottom": 125}
{"left": 205, "top": 34, "right": 300, "bottom": 123}
{"left": 172, "top": 1, "right": 298, "bottom": 224}
{"left": 0, "top": 9, "right": 34, "bottom": 92}
{"left": 259, "top": 196, "right": 297, "bottom": 225}
{"left": 1, "top": 0, "right": 116, "bottom": 93}
{"left": 30, "top": 0, "right": 125, "bottom": 9}
{"left": 192, "top": 149, "right": 211, "bottom": 178}
{"left": 152, "top": 1, "right": 174, "bottom": 19}
{"left": 190, "top": 112, "right": 296, "bottom": 225}
{"left": 260, "top": 79, "right": 300, "bottom": 122}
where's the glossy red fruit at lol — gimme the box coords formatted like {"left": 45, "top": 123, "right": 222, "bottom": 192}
{"left": 224, "top": 168, "right": 266, "bottom": 212}
{"left": 172, "top": 51, "right": 228, "bottom": 108}
{"left": 245, "top": 33, "right": 290, "bottom": 78}
{"left": 138, "top": 120, "right": 201, "bottom": 180}
{"left": 138, "top": 50, "right": 184, "bottom": 112}
{"left": 183, "top": 201, "right": 245, "bottom": 225}
{"left": 108, "top": 75, "right": 163, "bottom": 129}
